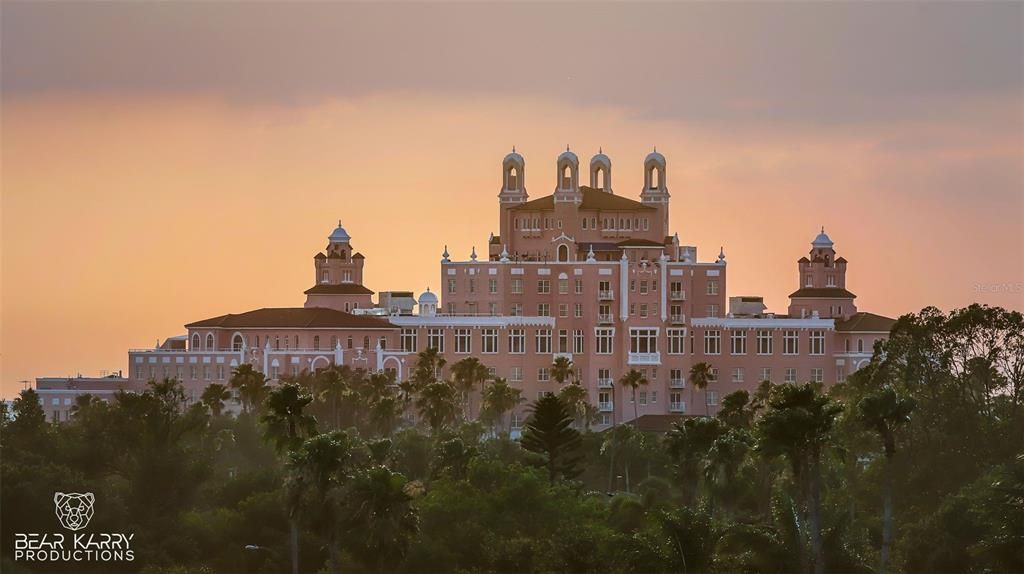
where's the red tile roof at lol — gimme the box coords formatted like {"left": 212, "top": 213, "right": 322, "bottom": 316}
{"left": 616, "top": 238, "right": 666, "bottom": 247}
{"left": 186, "top": 307, "right": 393, "bottom": 329}
{"left": 789, "top": 287, "right": 857, "bottom": 299}
{"left": 836, "top": 312, "right": 896, "bottom": 333}
{"left": 304, "top": 284, "right": 374, "bottom": 295}
{"left": 510, "top": 186, "right": 656, "bottom": 212}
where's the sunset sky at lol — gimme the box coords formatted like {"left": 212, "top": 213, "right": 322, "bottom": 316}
{"left": 2, "top": 2, "right": 1022, "bottom": 398}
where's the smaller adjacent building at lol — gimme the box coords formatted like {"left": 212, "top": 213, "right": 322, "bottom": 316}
{"left": 34, "top": 374, "right": 134, "bottom": 423}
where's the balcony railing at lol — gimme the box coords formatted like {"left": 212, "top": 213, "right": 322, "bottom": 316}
{"left": 670, "top": 314, "right": 685, "bottom": 324}
{"left": 670, "top": 402, "right": 686, "bottom": 413}
{"left": 670, "top": 291, "right": 686, "bottom": 301}
{"left": 598, "top": 314, "right": 614, "bottom": 324}
{"left": 599, "top": 401, "right": 614, "bottom": 412}
{"left": 598, "top": 290, "right": 615, "bottom": 300}
{"left": 670, "top": 378, "right": 685, "bottom": 388}
{"left": 628, "top": 352, "right": 661, "bottom": 365}
{"left": 598, "top": 378, "right": 614, "bottom": 389}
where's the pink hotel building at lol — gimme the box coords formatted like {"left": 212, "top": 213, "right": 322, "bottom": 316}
{"left": 39, "top": 149, "right": 895, "bottom": 427}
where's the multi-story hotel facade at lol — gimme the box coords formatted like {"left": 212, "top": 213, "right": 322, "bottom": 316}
{"left": 42, "top": 149, "right": 895, "bottom": 427}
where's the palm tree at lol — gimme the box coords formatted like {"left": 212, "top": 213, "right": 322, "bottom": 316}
{"left": 315, "top": 366, "right": 350, "bottom": 430}
{"left": 666, "top": 417, "right": 725, "bottom": 505}
{"left": 262, "top": 382, "right": 318, "bottom": 453}
{"left": 229, "top": 364, "right": 268, "bottom": 414}
{"left": 450, "top": 357, "right": 490, "bottom": 420}
{"left": 757, "top": 382, "right": 843, "bottom": 574}
{"left": 717, "top": 390, "right": 755, "bottom": 429}
{"left": 858, "top": 384, "right": 916, "bottom": 574}
{"left": 481, "top": 377, "right": 523, "bottom": 436}
{"left": 263, "top": 382, "right": 319, "bottom": 574}
{"left": 557, "top": 383, "right": 590, "bottom": 430}
{"left": 689, "top": 362, "right": 714, "bottom": 416}
{"left": 551, "top": 356, "right": 576, "bottom": 385}
{"left": 69, "top": 394, "right": 101, "bottom": 419}
{"left": 338, "top": 465, "right": 419, "bottom": 573}
{"left": 601, "top": 424, "right": 638, "bottom": 493}
{"left": 520, "top": 395, "right": 583, "bottom": 483}
{"left": 618, "top": 368, "right": 649, "bottom": 430}
{"left": 288, "top": 431, "right": 357, "bottom": 574}
{"left": 415, "top": 381, "right": 459, "bottom": 434}
{"left": 201, "top": 383, "right": 231, "bottom": 417}
{"left": 411, "top": 347, "right": 446, "bottom": 390}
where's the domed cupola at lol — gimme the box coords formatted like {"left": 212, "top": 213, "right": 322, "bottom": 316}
{"left": 329, "top": 221, "right": 351, "bottom": 244}
{"left": 812, "top": 227, "right": 834, "bottom": 249}
{"left": 417, "top": 288, "right": 438, "bottom": 317}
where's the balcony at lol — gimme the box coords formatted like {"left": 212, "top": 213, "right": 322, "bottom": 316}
{"left": 598, "top": 378, "right": 614, "bottom": 389}
{"left": 599, "top": 401, "right": 614, "bottom": 412}
{"left": 628, "top": 352, "right": 661, "bottom": 365}
{"left": 670, "top": 402, "right": 687, "bottom": 413}
{"left": 670, "top": 314, "right": 685, "bottom": 324}
{"left": 598, "top": 314, "right": 614, "bottom": 324}
{"left": 598, "top": 290, "right": 615, "bottom": 301}
{"left": 670, "top": 290, "right": 686, "bottom": 301}
{"left": 670, "top": 378, "right": 685, "bottom": 389}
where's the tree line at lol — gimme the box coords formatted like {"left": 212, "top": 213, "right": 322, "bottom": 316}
{"left": 2, "top": 304, "right": 1022, "bottom": 573}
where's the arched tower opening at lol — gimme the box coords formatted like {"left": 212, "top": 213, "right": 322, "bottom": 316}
{"left": 557, "top": 244, "right": 569, "bottom": 262}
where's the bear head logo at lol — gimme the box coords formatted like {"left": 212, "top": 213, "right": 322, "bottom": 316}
{"left": 54, "top": 492, "right": 95, "bottom": 531}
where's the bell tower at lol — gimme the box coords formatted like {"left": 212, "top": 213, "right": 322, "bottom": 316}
{"left": 640, "top": 148, "right": 670, "bottom": 238}
{"left": 497, "top": 148, "right": 528, "bottom": 255}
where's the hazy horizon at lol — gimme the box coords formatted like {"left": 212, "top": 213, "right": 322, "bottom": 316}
{"left": 2, "top": 2, "right": 1022, "bottom": 398}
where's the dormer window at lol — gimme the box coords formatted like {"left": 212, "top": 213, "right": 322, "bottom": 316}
{"left": 827, "top": 275, "right": 836, "bottom": 287}
{"left": 321, "top": 270, "right": 330, "bottom": 284}
{"left": 805, "top": 275, "right": 814, "bottom": 288}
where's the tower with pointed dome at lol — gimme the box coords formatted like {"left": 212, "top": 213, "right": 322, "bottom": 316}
{"left": 304, "top": 222, "right": 375, "bottom": 312}
{"left": 788, "top": 227, "right": 856, "bottom": 320}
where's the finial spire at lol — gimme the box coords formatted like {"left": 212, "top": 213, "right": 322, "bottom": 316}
{"left": 566, "top": 144, "right": 570, "bottom": 152}
{"left": 653, "top": 145, "right": 657, "bottom": 153}
{"left": 338, "top": 219, "right": 342, "bottom": 227}
{"left": 512, "top": 145, "right": 516, "bottom": 153}
{"left": 599, "top": 146, "right": 602, "bottom": 154}
{"left": 821, "top": 225, "right": 825, "bottom": 233}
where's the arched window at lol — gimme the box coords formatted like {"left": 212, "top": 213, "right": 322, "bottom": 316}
{"left": 650, "top": 166, "right": 661, "bottom": 188}
{"left": 857, "top": 339, "right": 865, "bottom": 353}
{"left": 363, "top": 336, "right": 370, "bottom": 349}
{"left": 508, "top": 166, "right": 519, "bottom": 189}
{"left": 844, "top": 339, "right": 850, "bottom": 352}
{"left": 313, "top": 335, "right": 321, "bottom": 351}
{"left": 192, "top": 333, "right": 201, "bottom": 350}
{"left": 562, "top": 165, "right": 572, "bottom": 188}
{"left": 557, "top": 244, "right": 569, "bottom": 262}
{"left": 206, "top": 333, "right": 215, "bottom": 350}
{"left": 597, "top": 167, "right": 606, "bottom": 189}
{"left": 232, "top": 334, "right": 244, "bottom": 351}
{"left": 331, "top": 336, "right": 338, "bottom": 348}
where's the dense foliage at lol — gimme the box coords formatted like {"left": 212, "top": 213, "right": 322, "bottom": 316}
{"left": 2, "top": 304, "right": 1022, "bottom": 573}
